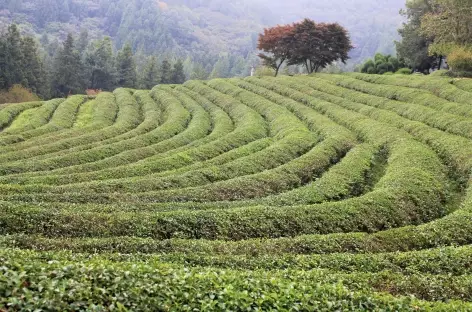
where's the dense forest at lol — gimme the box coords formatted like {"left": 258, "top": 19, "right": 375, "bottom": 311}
{"left": 0, "top": 0, "right": 405, "bottom": 74}
{"left": 0, "top": 25, "right": 189, "bottom": 99}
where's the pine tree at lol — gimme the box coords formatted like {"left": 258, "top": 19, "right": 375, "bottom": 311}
{"left": 190, "top": 63, "right": 209, "bottom": 80}
{"left": 4, "top": 24, "right": 24, "bottom": 88}
{"left": 183, "top": 56, "right": 193, "bottom": 80}
{"left": 0, "top": 36, "right": 7, "bottom": 90}
{"left": 230, "top": 55, "right": 247, "bottom": 77}
{"left": 77, "top": 29, "right": 89, "bottom": 55}
{"left": 21, "top": 36, "right": 47, "bottom": 97}
{"left": 210, "top": 55, "right": 230, "bottom": 79}
{"left": 52, "top": 34, "right": 86, "bottom": 96}
{"left": 171, "top": 59, "right": 186, "bottom": 84}
{"left": 0, "top": 24, "right": 47, "bottom": 97}
{"left": 160, "top": 59, "right": 172, "bottom": 84}
{"left": 116, "top": 43, "right": 137, "bottom": 88}
{"left": 140, "top": 56, "right": 160, "bottom": 89}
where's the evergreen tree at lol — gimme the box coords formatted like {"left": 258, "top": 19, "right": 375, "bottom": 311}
{"left": 171, "top": 59, "right": 186, "bottom": 84}
{"left": 21, "top": 36, "right": 47, "bottom": 97}
{"left": 0, "top": 24, "right": 47, "bottom": 97}
{"left": 85, "top": 37, "right": 117, "bottom": 90}
{"left": 230, "top": 55, "right": 247, "bottom": 77}
{"left": 183, "top": 56, "right": 193, "bottom": 80}
{"left": 52, "top": 34, "right": 86, "bottom": 96}
{"left": 77, "top": 29, "right": 90, "bottom": 55}
{"left": 0, "top": 36, "right": 7, "bottom": 90}
{"left": 160, "top": 59, "right": 172, "bottom": 84}
{"left": 210, "top": 55, "right": 230, "bottom": 79}
{"left": 4, "top": 24, "right": 24, "bottom": 88}
{"left": 116, "top": 43, "right": 137, "bottom": 88}
{"left": 190, "top": 63, "right": 209, "bottom": 80}
{"left": 140, "top": 56, "right": 160, "bottom": 89}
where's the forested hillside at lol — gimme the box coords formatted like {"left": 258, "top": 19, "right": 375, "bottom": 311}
{"left": 0, "top": 0, "right": 405, "bottom": 69}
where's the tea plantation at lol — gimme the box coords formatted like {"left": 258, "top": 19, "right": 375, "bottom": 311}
{"left": 1, "top": 73, "right": 472, "bottom": 311}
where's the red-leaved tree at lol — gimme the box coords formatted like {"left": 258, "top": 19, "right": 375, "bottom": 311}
{"left": 258, "top": 19, "right": 353, "bottom": 74}
{"left": 257, "top": 24, "right": 295, "bottom": 76}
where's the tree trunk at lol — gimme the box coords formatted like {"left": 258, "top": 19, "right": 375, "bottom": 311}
{"left": 274, "top": 59, "right": 285, "bottom": 77}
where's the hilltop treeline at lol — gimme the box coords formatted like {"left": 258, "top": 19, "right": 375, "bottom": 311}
{"left": 0, "top": 24, "right": 213, "bottom": 100}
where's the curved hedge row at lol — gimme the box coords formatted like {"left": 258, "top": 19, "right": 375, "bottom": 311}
{"left": 1, "top": 73, "right": 472, "bottom": 310}
{"left": 0, "top": 101, "right": 45, "bottom": 131}
{"left": 1, "top": 99, "right": 64, "bottom": 135}
{"left": 346, "top": 72, "right": 472, "bottom": 106}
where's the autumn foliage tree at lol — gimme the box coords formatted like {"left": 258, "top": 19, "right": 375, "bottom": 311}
{"left": 257, "top": 24, "right": 295, "bottom": 77}
{"left": 258, "top": 19, "right": 353, "bottom": 75}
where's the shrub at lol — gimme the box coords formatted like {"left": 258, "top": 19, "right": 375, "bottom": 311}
{"left": 429, "top": 69, "right": 449, "bottom": 77}
{"left": 448, "top": 47, "right": 472, "bottom": 72}
{"left": 360, "top": 54, "right": 404, "bottom": 75}
{"left": 395, "top": 68, "right": 412, "bottom": 75}
{"left": 254, "top": 66, "right": 276, "bottom": 77}
{"left": 0, "top": 84, "right": 40, "bottom": 104}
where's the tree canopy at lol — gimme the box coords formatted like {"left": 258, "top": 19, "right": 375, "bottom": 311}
{"left": 396, "top": 0, "right": 472, "bottom": 74}
{"left": 257, "top": 24, "right": 295, "bottom": 77}
{"left": 258, "top": 19, "right": 353, "bottom": 75}
{"left": 421, "top": 0, "right": 472, "bottom": 55}
{"left": 395, "top": 0, "right": 437, "bottom": 72}
{"left": 0, "top": 24, "right": 47, "bottom": 97}
{"left": 360, "top": 53, "right": 406, "bottom": 74}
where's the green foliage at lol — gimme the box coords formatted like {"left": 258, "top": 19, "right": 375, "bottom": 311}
{"left": 254, "top": 66, "right": 276, "bottom": 77}
{"left": 395, "top": 0, "right": 436, "bottom": 72}
{"left": 210, "top": 55, "right": 231, "bottom": 79}
{"left": 421, "top": 0, "right": 472, "bottom": 54}
{"left": 160, "top": 60, "right": 172, "bottom": 84}
{"left": 429, "top": 69, "right": 449, "bottom": 77}
{"left": 139, "top": 56, "right": 160, "bottom": 89}
{"left": 0, "top": 0, "right": 406, "bottom": 71}
{"left": 361, "top": 53, "right": 405, "bottom": 74}
{"left": 447, "top": 47, "right": 472, "bottom": 72}
{"left": 51, "top": 34, "right": 86, "bottom": 97}
{"left": 1, "top": 73, "right": 472, "bottom": 308}
{"left": 171, "top": 60, "right": 186, "bottom": 84}
{"left": 85, "top": 37, "right": 117, "bottom": 90}
{"left": 116, "top": 44, "right": 137, "bottom": 88}
{"left": 395, "top": 68, "right": 412, "bottom": 75}
{"left": 0, "top": 24, "right": 48, "bottom": 98}
{"left": 4, "top": 249, "right": 471, "bottom": 311}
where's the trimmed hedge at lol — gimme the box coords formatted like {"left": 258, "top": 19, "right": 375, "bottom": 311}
{"left": 2, "top": 74, "right": 472, "bottom": 309}
{"left": 346, "top": 72, "right": 472, "bottom": 106}
{"left": 1, "top": 99, "right": 64, "bottom": 135}
{"left": 3, "top": 249, "right": 471, "bottom": 311}
{"left": 0, "top": 101, "right": 43, "bottom": 132}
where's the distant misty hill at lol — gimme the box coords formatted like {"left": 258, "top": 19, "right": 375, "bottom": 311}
{"left": 0, "top": 0, "right": 405, "bottom": 66}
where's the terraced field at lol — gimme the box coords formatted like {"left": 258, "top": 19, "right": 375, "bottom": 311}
{"left": 1, "top": 73, "right": 472, "bottom": 310}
